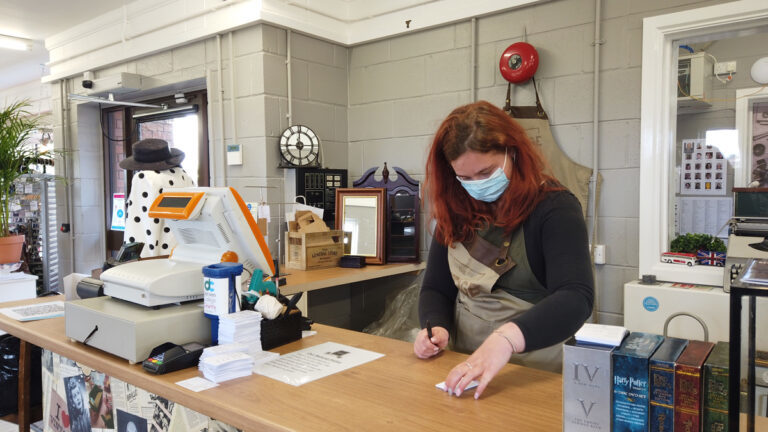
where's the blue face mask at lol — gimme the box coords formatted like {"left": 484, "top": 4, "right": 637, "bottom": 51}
{"left": 456, "top": 150, "right": 510, "bottom": 202}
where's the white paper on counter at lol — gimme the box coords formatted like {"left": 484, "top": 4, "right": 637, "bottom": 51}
{"left": 255, "top": 342, "right": 383, "bottom": 386}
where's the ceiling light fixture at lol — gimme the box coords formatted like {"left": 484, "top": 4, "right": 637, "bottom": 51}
{"left": 0, "top": 34, "right": 33, "bottom": 51}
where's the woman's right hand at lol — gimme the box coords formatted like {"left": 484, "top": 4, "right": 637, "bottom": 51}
{"left": 413, "top": 326, "right": 449, "bottom": 358}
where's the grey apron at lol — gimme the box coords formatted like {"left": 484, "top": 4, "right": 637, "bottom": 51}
{"left": 504, "top": 81, "right": 602, "bottom": 219}
{"left": 447, "top": 225, "right": 565, "bottom": 373}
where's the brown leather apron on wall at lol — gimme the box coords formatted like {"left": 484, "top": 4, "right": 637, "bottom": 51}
{"left": 504, "top": 81, "right": 602, "bottom": 219}
{"left": 447, "top": 225, "right": 565, "bottom": 373}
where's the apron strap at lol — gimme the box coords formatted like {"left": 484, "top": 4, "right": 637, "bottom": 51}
{"left": 503, "top": 77, "right": 549, "bottom": 121}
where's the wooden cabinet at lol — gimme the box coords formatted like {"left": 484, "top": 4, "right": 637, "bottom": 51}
{"left": 353, "top": 163, "right": 420, "bottom": 263}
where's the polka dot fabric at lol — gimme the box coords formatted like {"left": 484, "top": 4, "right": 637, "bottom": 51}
{"left": 124, "top": 168, "right": 195, "bottom": 258}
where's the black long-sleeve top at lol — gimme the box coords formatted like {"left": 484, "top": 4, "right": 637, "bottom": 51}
{"left": 418, "top": 190, "right": 594, "bottom": 352}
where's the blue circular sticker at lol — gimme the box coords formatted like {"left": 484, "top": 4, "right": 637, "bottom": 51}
{"left": 643, "top": 296, "right": 659, "bottom": 312}
{"left": 117, "top": 209, "right": 124, "bottom": 218}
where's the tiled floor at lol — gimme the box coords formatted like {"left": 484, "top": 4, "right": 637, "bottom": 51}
{"left": 0, "top": 419, "right": 43, "bottom": 432}
{"left": 0, "top": 419, "right": 17, "bottom": 432}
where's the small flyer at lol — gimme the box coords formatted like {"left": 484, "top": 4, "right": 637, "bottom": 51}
{"left": 255, "top": 342, "right": 384, "bottom": 386}
{"left": 111, "top": 193, "right": 126, "bottom": 231}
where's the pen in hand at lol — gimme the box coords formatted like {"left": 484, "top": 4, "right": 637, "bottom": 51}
{"left": 426, "top": 320, "right": 433, "bottom": 341}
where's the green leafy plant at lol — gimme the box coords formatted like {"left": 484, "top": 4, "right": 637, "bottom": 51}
{"left": 0, "top": 100, "right": 51, "bottom": 237}
{"left": 669, "top": 233, "right": 726, "bottom": 253}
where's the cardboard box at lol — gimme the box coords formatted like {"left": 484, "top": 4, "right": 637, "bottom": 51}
{"left": 703, "top": 341, "right": 729, "bottom": 432}
{"left": 649, "top": 337, "right": 689, "bottom": 432}
{"left": 612, "top": 332, "right": 664, "bottom": 432}
{"left": 284, "top": 230, "right": 343, "bottom": 270}
{"left": 563, "top": 338, "right": 616, "bottom": 432}
{"left": 674, "top": 340, "right": 715, "bottom": 432}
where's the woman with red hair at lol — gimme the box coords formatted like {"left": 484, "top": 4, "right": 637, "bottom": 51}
{"left": 414, "top": 101, "right": 593, "bottom": 399}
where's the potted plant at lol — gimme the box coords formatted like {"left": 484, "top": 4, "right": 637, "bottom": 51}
{"left": 669, "top": 233, "right": 727, "bottom": 266}
{"left": 0, "top": 100, "right": 50, "bottom": 264}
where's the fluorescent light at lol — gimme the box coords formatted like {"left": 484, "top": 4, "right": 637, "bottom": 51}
{"left": 0, "top": 34, "right": 33, "bottom": 51}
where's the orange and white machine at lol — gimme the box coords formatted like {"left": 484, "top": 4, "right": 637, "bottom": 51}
{"left": 100, "top": 187, "right": 275, "bottom": 307}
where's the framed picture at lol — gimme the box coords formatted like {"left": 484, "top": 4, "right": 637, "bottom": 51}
{"left": 335, "top": 187, "right": 386, "bottom": 264}
{"left": 735, "top": 86, "right": 768, "bottom": 187}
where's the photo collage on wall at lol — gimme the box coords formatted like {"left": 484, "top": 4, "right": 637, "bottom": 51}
{"left": 680, "top": 138, "right": 727, "bottom": 196}
{"left": 752, "top": 102, "right": 768, "bottom": 187}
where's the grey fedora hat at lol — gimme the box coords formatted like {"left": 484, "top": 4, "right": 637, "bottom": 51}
{"left": 119, "top": 138, "right": 185, "bottom": 170}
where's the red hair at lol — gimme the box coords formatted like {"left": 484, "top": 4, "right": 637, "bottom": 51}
{"left": 425, "top": 100, "right": 560, "bottom": 245}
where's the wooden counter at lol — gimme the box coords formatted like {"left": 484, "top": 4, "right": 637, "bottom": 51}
{"left": 279, "top": 261, "right": 425, "bottom": 295}
{"left": 0, "top": 296, "right": 562, "bottom": 432}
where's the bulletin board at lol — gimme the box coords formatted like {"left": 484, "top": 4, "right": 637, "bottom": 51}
{"left": 680, "top": 138, "right": 727, "bottom": 196}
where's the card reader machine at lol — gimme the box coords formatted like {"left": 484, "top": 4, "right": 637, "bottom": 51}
{"left": 143, "top": 342, "right": 206, "bottom": 374}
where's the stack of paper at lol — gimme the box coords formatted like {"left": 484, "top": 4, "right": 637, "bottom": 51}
{"left": 200, "top": 343, "right": 250, "bottom": 361}
{"left": 574, "top": 323, "right": 629, "bottom": 347}
{"left": 218, "top": 310, "right": 262, "bottom": 346}
{"left": 199, "top": 351, "right": 254, "bottom": 383}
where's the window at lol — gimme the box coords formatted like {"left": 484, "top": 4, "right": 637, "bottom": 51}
{"left": 640, "top": 3, "right": 768, "bottom": 286}
{"left": 102, "top": 90, "right": 209, "bottom": 255}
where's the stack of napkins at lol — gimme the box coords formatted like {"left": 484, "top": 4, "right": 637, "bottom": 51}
{"left": 199, "top": 344, "right": 254, "bottom": 383}
{"left": 218, "top": 310, "right": 262, "bottom": 346}
{"left": 574, "top": 323, "right": 629, "bottom": 347}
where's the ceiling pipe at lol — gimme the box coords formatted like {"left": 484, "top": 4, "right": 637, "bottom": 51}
{"left": 470, "top": 17, "right": 477, "bottom": 102}
{"left": 590, "top": 0, "right": 603, "bottom": 322}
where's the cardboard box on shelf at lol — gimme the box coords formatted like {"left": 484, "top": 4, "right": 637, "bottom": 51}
{"left": 284, "top": 230, "right": 343, "bottom": 270}
{"left": 283, "top": 210, "right": 342, "bottom": 270}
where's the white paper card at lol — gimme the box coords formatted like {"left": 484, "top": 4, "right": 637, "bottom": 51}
{"left": 255, "top": 342, "right": 384, "bottom": 386}
{"left": 176, "top": 377, "right": 219, "bottom": 392}
{"left": 0, "top": 301, "right": 65, "bottom": 321}
{"left": 436, "top": 380, "right": 479, "bottom": 392}
{"left": 574, "top": 323, "right": 628, "bottom": 347}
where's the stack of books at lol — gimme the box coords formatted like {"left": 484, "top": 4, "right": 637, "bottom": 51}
{"left": 199, "top": 344, "right": 254, "bottom": 383}
{"left": 217, "top": 310, "right": 262, "bottom": 347}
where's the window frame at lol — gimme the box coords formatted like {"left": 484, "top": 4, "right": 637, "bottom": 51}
{"left": 102, "top": 90, "right": 209, "bottom": 255}
{"left": 639, "top": 1, "right": 768, "bottom": 286}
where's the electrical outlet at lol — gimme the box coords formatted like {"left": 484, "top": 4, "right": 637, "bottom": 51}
{"left": 594, "top": 244, "right": 606, "bottom": 265}
{"left": 714, "top": 61, "right": 737, "bottom": 75}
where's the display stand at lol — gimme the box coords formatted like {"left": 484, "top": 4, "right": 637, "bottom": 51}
{"left": 729, "top": 258, "right": 768, "bottom": 432}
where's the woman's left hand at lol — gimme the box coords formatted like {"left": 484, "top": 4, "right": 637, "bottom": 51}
{"left": 443, "top": 322, "right": 523, "bottom": 399}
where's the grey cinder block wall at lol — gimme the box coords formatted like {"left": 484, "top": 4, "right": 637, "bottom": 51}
{"left": 47, "top": 0, "right": 728, "bottom": 326}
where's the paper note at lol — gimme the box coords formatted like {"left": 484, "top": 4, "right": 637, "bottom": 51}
{"left": 255, "top": 342, "right": 383, "bottom": 386}
{"left": 175, "top": 377, "right": 219, "bottom": 392}
{"left": 436, "top": 380, "right": 479, "bottom": 392}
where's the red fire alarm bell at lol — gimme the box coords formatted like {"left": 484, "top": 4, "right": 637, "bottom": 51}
{"left": 499, "top": 42, "right": 539, "bottom": 83}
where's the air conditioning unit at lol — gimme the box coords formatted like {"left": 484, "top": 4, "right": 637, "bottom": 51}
{"left": 677, "top": 52, "right": 713, "bottom": 113}
{"left": 83, "top": 72, "right": 146, "bottom": 96}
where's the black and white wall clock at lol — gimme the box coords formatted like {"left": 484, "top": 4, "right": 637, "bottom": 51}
{"left": 279, "top": 125, "right": 320, "bottom": 168}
